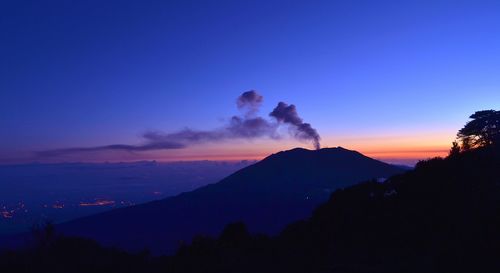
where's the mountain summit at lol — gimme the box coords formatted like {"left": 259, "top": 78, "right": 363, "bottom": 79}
{"left": 57, "top": 147, "right": 404, "bottom": 253}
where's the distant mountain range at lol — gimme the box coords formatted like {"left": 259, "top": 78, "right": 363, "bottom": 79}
{"left": 55, "top": 147, "right": 405, "bottom": 254}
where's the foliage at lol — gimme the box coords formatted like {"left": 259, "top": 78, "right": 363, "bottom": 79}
{"left": 449, "top": 141, "right": 461, "bottom": 157}
{"left": 457, "top": 110, "right": 499, "bottom": 149}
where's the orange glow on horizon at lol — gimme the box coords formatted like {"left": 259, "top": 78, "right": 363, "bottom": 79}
{"left": 150, "top": 135, "right": 451, "bottom": 165}
{"left": 20, "top": 131, "right": 455, "bottom": 166}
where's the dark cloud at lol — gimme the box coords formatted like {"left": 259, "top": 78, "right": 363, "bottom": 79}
{"left": 37, "top": 90, "right": 321, "bottom": 158}
{"left": 139, "top": 116, "right": 277, "bottom": 144}
{"left": 227, "top": 116, "right": 277, "bottom": 139}
{"left": 236, "top": 90, "right": 263, "bottom": 114}
{"left": 36, "top": 142, "right": 185, "bottom": 157}
{"left": 270, "top": 102, "right": 321, "bottom": 149}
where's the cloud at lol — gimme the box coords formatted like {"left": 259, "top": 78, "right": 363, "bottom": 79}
{"left": 236, "top": 90, "right": 263, "bottom": 115}
{"left": 36, "top": 142, "right": 185, "bottom": 157}
{"left": 37, "top": 90, "right": 321, "bottom": 158}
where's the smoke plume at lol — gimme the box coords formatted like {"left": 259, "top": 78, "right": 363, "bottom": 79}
{"left": 270, "top": 102, "right": 321, "bottom": 150}
{"left": 37, "top": 90, "right": 321, "bottom": 158}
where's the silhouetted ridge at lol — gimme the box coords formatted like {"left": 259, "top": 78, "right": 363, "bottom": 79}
{"left": 45, "top": 147, "right": 404, "bottom": 254}
{"left": 166, "top": 146, "right": 500, "bottom": 273}
{"left": 2, "top": 146, "right": 498, "bottom": 273}
{"left": 269, "top": 146, "right": 359, "bottom": 158}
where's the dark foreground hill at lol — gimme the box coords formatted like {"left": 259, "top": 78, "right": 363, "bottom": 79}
{"left": 0, "top": 146, "right": 499, "bottom": 273}
{"left": 53, "top": 147, "right": 403, "bottom": 254}
{"left": 167, "top": 146, "right": 500, "bottom": 273}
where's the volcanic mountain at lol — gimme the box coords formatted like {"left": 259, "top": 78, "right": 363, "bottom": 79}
{"left": 57, "top": 147, "right": 405, "bottom": 254}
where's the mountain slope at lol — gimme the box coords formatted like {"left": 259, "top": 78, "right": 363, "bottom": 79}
{"left": 3, "top": 147, "right": 498, "bottom": 273}
{"left": 166, "top": 146, "right": 500, "bottom": 273}
{"left": 57, "top": 147, "right": 404, "bottom": 254}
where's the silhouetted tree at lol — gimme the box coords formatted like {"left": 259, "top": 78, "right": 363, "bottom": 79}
{"left": 457, "top": 110, "right": 499, "bottom": 148}
{"left": 219, "top": 222, "right": 250, "bottom": 248}
{"left": 31, "top": 221, "right": 58, "bottom": 249}
{"left": 461, "top": 136, "right": 472, "bottom": 151}
{"left": 449, "top": 141, "right": 461, "bottom": 157}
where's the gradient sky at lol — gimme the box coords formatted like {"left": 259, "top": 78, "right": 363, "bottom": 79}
{"left": 1, "top": 0, "right": 500, "bottom": 165}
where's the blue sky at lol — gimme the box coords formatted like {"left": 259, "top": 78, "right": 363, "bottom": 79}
{"left": 1, "top": 0, "right": 499, "bottom": 164}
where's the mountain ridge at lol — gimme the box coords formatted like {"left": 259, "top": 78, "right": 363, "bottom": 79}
{"left": 53, "top": 147, "right": 404, "bottom": 254}
{"left": 2, "top": 146, "right": 499, "bottom": 273}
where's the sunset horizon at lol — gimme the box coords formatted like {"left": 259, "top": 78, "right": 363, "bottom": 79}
{"left": 0, "top": 129, "right": 453, "bottom": 165}
{"left": 1, "top": 1, "right": 499, "bottom": 272}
